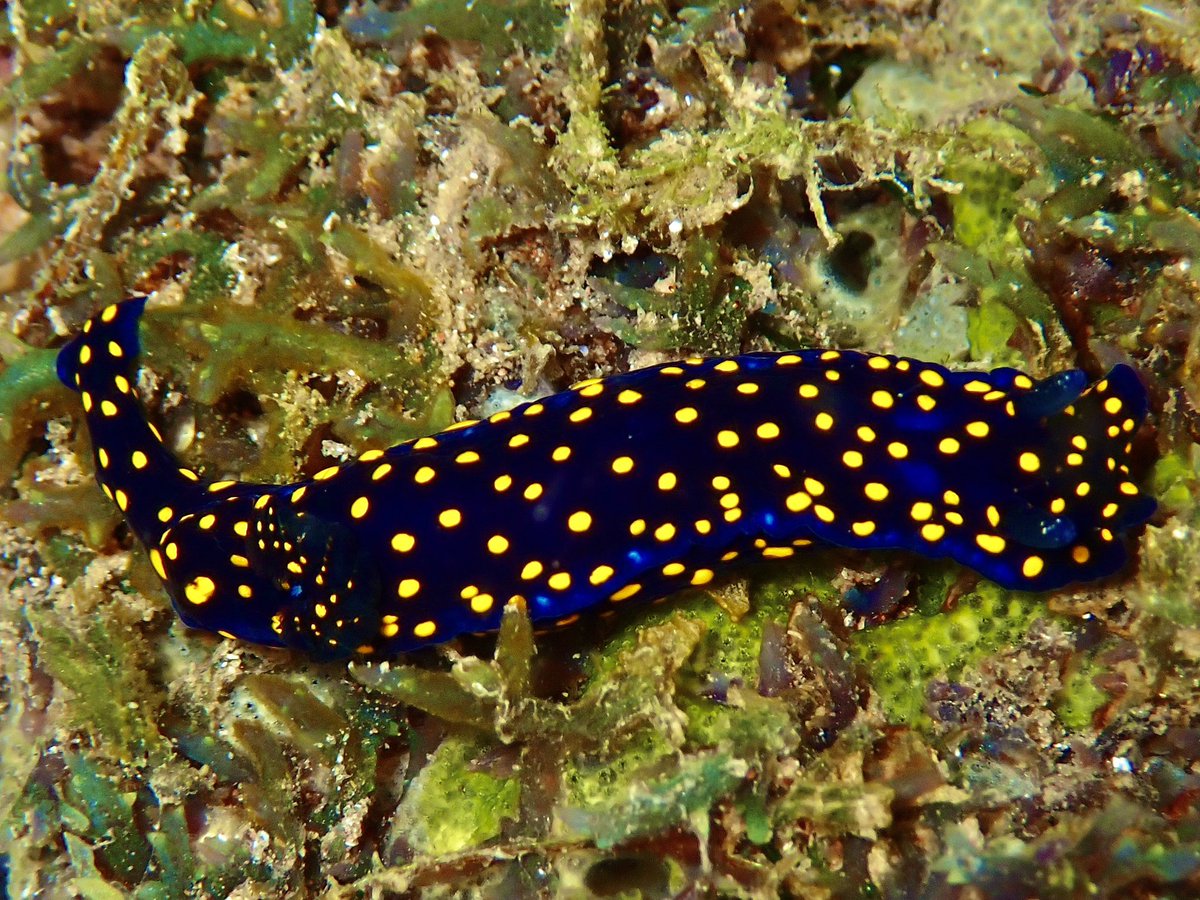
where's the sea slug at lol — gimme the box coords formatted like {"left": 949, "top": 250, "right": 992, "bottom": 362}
{"left": 57, "top": 297, "right": 1156, "bottom": 658}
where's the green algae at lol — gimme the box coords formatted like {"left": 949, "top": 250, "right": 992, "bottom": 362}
{"left": 0, "top": 0, "right": 1197, "bottom": 895}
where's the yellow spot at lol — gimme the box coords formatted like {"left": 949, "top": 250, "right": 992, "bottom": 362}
{"left": 965, "top": 421, "right": 989, "bottom": 438}
{"left": 521, "top": 561, "right": 543, "bottom": 580}
{"left": 1104, "top": 396, "right": 1122, "bottom": 415}
{"left": 199, "top": 514, "right": 216, "bottom": 530}
{"left": 523, "top": 482, "right": 544, "bottom": 501}
{"left": 658, "top": 472, "right": 677, "bottom": 491}
{"left": 798, "top": 384, "right": 819, "bottom": 399}
{"left": 910, "top": 502, "right": 933, "bottom": 521}
{"left": 494, "top": 474, "right": 513, "bottom": 492}
{"left": 1051, "top": 497, "right": 1066, "bottom": 514}
{"left": 106, "top": 340, "right": 123, "bottom": 359}
{"left": 1019, "top": 452, "right": 1040, "bottom": 472}
{"left": 470, "top": 596, "right": 499, "bottom": 618}
{"left": 820, "top": 350, "right": 840, "bottom": 361}
{"left": 630, "top": 519, "right": 647, "bottom": 536}
{"left": 945, "top": 511, "right": 964, "bottom": 526}
{"left": 414, "top": 437, "right": 438, "bottom": 449}
{"left": 548, "top": 572, "right": 571, "bottom": 590}
{"left": 230, "top": 554, "right": 249, "bottom": 568}
{"left": 976, "top": 534, "right": 1006, "bottom": 554}
{"left": 803, "top": 477, "right": 825, "bottom": 496}
{"left": 313, "top": 465, "right": 339, "bottom": 481}
{"left": 159, "top": 507, "right": 175, "bottom": 523}
{"left": 381, "top": 619, "right": 400, "bottom": 638}
{"left": 826, "top": 370, "right": 842, "bottom": 383}
{"left": 724, "top": 508, "right": 743, "bottom": 523}
{"left": 852, "top": 521, "right": 876, "bottom": 537}
{"left": 694, "top": 519, "right": 712, "bottom": 534}
{"left": 101, "top": 304, "right": 118, "bottom": 323}
{"left": 938, "top": 437, "right": 961, "bottom": 455}
{"left": 871, "top": 390, "right": 894, "bottom": 409}
{"left": 864, "top": 482, "right": 889, "bottom": 501}
{"left": 456, "top": 450, "right": 481, "bottom": 464}
{"left": 686, "top": 378, "right": 706, "bottom": 390}
{"left": 524, "top": 403, "right": 545, "bottom": 417}
{"left": 814, "top": 505, "right": 834, "bottom": 523}
{"left": 487, "top": 534, "right": 509, "bottom": 554}
{"left": 611, "top": 583, "right": 640, "bottom": 602}
{"left": 1107, "top": 425, "right": 1120, "bottom": 438}
{"left": 568, "top": 510, "right": 593, "bottom": 532}
{"left": 439, "top": 508, "right": 463, "bottom": 528}
{"left": 590, "top": 565, "right": 614, "bottom": 585}
{"left": 868, "top": 356, "right": 890, "bottom": 370}
{"left": 1120, "top": 481, "right": 1139, "bottom": 496}
{"left": 777, "top": 355, "right": 801, "bottom": 366}
{"left": 921, "top": 523, "right": 945, "bottom": 541}
{"left": 1013, "top": 374, "right": 1034, "bottom": 389}
{"left": 209, "top": 480, "right": 236, "bottom": 492}
{"left": 372, "top": 463, "right": 393, "bottom": 480}
{"left": 617, "top": 389, "right": 642, "bottom": 404}
{"left": 1122, "top": 418, "right": 1135, "bottom": 432}
{"left": 359, "top": 449, "right": 385, "bottom": 462}
{"left": 490, "top": 410, "right": 512, "bottom": 423}
{"left": 964, "top": 380, "right": 990, "bottom": 393}
{"left": 987, "top": 505, "right": 1000, "bottom": 527}
{"left": 843, "top": 450, "right": 864, "bottom": 468}
{"left": 944, "top": 491, "right": 960, "bottom": 505}
{"left": 661, "top": 366, "right": 685, "bottom": 375}
{"left": 150, "top": 549, "right": 167, "bottom": 579}
{"left": 1102, "top": 502, "right": 1118, "bottom": 518}
{"left": 773, "top": 464, "right": 791, "bottom": 478}
{"left": 720, "top": 492, "right": 740, "bottom": 509}
{"left": 579, "top": 383, "right": 604, "bottom": 398}
{"left": 97, "top": 447, "right": 110, "bottom": 468}
{"left": 917, "top": 394, "right": 936, "bottom": 411}
{"left": 291, "top": 486, "right": 307, "bottom": 503}
{"left": 717, "top": 430, "right": 740, "bottom": 448}
{"left": 920, "top": 369, "right": 945, "bottom": 388}
{"left": 101, "top": 400, "right": 118, "bottom": 417}
{"left": 1022, "top": 556, "right": 1044, "bottom": 578}
{"left": 815, "top": 412, "right": 834, "bottom": 431}
{"left": 786, "top": 492, "right": 812, "bottom": 512}
{"left": 1076, "top": 482, "right": 1091, "bottom": 497}
{"left": 79, "top": 345, "right": 92, "bottom": 364}
{"left": 185, "top": 576, "right": 216, "bottom": 605}
{"left": 287, "top": 561, "right": 302, "bottom": 575}
{"left": 612, "top": 456, "right": 634, "bottom": 474}
{"left": 114, "top": 375, "right": 129, "bottom": 393}
{"left": 1101, "top": 528, "right": 1114, "bottom": 542}
{"left": 148, "top": 423, "right": 162, "bottom": 441}
{"left": 1072, "top": 546, "right": 1091, "bottom": 564}
{"left": 887, "top": 441, "right": 909, "bottom": 459}
{"left": 460, "top": 585, "right": 479, "bottom": 599}
{"left": 675, "top": 407, "right": 699, "bottom": 425}
{"left": 509, "top": 433, "right": 531, "bottom": 448}
{"left": 398, "top": 578, "right": 420, "bottom": 598}
{"left": 756, "top": 422, "right": 781, "bottom": 441}
{"left": 165, "top": 542, "right": 178, "bottom": 560}
{"left": 984, "top": 390, "right": 1005, "bottom": 401}
{"left": 351, "top": 496, "right": 369, "bottom": 519}
{"left": 552, "top": 445, "right": 571, "bottom": 462}
{"left": 714, "top": 360, "right": 739, "bottom": 373}
{"left": 414, "top": 621, "right": 437, "bottom": 639}
{"left": 82, "top": 392, "right": 93, "bottom": 412}
{"left": 651, "top": 521, "right": 678, "bottom": 543}
{"left": 115, "top": 489, "right": 129, "bottom": 511}
{"left": 238, "top": 585, "right": 252, "bottom": 599}
{"left": 857, "top": 426, "right": 876, "bottom": 442}
{"left": 662, "top": 562, "right": 686, "bottom": 576}
{"left": 415, "top": 466, "right": 436, "bottom": 484}
{"left": 569, "top": 407, "right": 593, "bottom": 423}
{"left": 737, "top": 382, "right": 759, "bottom": 395}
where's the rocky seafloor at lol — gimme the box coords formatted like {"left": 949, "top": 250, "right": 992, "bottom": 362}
{"left": 1, "top": 0, "right": 1199, "bottom": 896}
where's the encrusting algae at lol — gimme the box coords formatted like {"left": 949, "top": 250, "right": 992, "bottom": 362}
{"left": 1, "top": 0, "right": 1200, "bottom": 896}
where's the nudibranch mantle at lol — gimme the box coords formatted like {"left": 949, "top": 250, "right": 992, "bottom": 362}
{"left": 57, "top": 298, "right": 1156, "bottom": 659}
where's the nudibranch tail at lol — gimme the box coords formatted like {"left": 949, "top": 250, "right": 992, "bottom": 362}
{"left": 58, "top": 297, "right": 1157, "bottom": 659}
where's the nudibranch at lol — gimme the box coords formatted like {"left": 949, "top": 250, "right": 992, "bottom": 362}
{"left": 57, "top": 297, "right": 1156, "bottom": 659}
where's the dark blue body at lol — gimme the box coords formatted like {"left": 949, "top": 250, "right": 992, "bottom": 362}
{"left": 58, "top": 299, "right": 1157, "bottom": 659}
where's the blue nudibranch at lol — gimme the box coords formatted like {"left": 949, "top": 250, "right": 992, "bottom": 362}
{"left": 58, "top": 298, "right": 1156, "bottom": 659}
